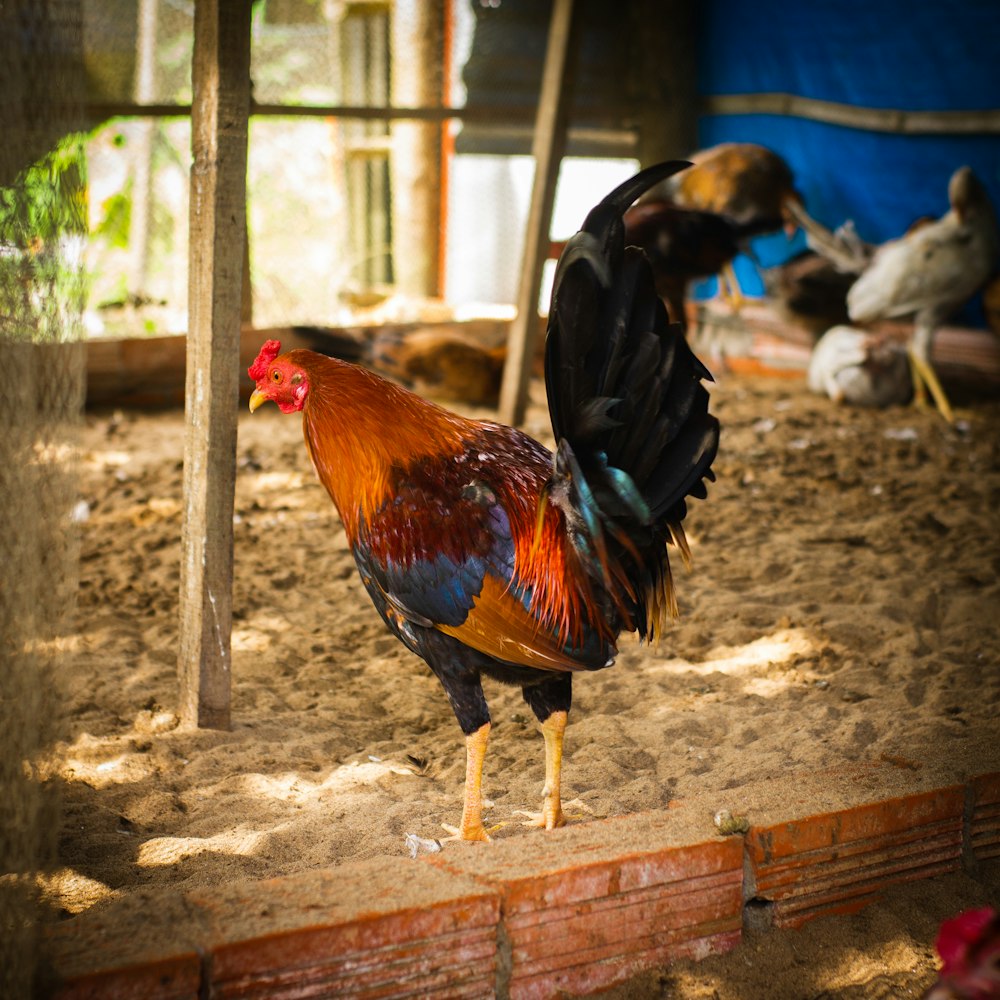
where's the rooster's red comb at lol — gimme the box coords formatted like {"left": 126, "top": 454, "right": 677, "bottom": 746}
{"left": 248, "top": 339, "right": 282, "bottom": 380}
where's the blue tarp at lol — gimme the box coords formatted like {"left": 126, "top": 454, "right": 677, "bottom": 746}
{"left": 692, "top": 0, "right": 1000, "bottom": 302}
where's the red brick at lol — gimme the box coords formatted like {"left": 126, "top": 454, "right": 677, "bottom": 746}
{"left": 747, "top": 785, "right": 965, "bottom": 929}
{"left": 970, "top": 772, "right": 1000, "bottom": 864}
{"left": 431, "top": 808, "right": 744, "bottom": 996}
{"left": 45, "top": 888, "right": 213, "bottom": 1000}
{"left": 192, "top": 861, "right": 499, "bottom": 998}
{"left": 509, "top": 927, "right": 742, "bottom": 1000}
{"left": 46, "top": 858, "right": 500, "bottom": 1000}
{"left": 508, "top": 875, "right": 740, "bottom": 963}
{"left": 747, "top": 786, "right": 964, "bottom": 866}
{"left": 48, "top": 957, "right": 201, "bottom": 1000}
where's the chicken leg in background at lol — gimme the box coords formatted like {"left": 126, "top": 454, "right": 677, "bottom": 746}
{"left": 247, "top": 161, "right": 719, "bottom": 841}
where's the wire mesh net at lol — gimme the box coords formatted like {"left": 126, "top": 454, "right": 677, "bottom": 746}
{"left": 0, "top": 1, "right": 87, "bottom": 995}
{"left": 2, "top": 0, "right": 657, "bottom": 959}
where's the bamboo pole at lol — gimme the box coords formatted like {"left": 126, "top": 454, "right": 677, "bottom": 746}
{"left": 701, "top": 93, "right": 1000, "bottom": 135}
{"left": 178, "top": 0, "right": 251, "bottom": 730}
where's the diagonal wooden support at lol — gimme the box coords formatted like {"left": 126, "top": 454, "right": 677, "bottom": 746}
{"left": 178, "top": 0, "right": 251, "bottom": 730}
{"left": 498, "top": 0, "right": 579, "bottom": 427}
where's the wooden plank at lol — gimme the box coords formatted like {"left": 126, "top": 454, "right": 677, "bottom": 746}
{"left": 498, "top": 0, "right": 578, "bottom": 426}
{"left": 178, "top": 0, "right": 251, "bottom": 730}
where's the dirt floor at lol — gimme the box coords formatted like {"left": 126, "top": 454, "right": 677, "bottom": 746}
{"left": 44, "top": 368, "right": 1000, "bottom": 996}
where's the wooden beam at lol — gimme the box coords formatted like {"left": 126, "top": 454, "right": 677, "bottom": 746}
{"left": 83, "top": 101, "right": 633, "bottom": 125}
{"left": 498, "top": 0, "right": 578, "bottom": 426}
{"left": 84, "top": 97, "right": 1000, "bottom": 136}
{"left": 178, "top": 0, "right": 251, "bottom": 730}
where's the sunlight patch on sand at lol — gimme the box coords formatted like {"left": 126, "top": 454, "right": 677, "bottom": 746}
{"left": 244, "top": 471, "right": 308, "bottom": 492}
{"left": 242, "top": 612, "right": 293, "bottom": 634}
{"left": 36, "top": 867, "right": 122, "bottom": 914}
{"left": 82, "top": 447, "right": 132, "bottom": 469}
{"left": 58, "top": 748, "right": 156, "bottom": 789}
{"left": 232, "top": 626, "right": 272, "bottom": 652}
{"left": 137, "top": 826, "right": 269, "bottom": 867}
{"left": 137, "top": 761, "right": 420, "bottom": 867}
{"left": 238, "top": 759, "right": 417, "bottom": 804}
{"left": 645, "top": 628, "right": 814, "bottom": 683}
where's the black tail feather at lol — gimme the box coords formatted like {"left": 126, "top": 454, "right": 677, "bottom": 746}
{"left": 543, "top": 161, "right": 720, "bottom": 638}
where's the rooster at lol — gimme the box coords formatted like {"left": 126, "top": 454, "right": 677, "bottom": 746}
{"left": 247, "top": 162, "right": 720, "bottom": 841}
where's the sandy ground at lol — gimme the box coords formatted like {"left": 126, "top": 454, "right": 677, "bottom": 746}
{"left": 43, "top": 368, "right": 1000, "bottom": 996}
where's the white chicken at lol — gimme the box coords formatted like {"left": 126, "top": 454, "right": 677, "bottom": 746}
{"left": 846, "top": 167, "right": 999, "bottom": 422}
{"left": 807, "top": 325, "right": 911, "bottom": 408}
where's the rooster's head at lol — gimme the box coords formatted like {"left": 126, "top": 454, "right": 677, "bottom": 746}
{"left": 248, "top": 340, "right": 310, "bottom": 414}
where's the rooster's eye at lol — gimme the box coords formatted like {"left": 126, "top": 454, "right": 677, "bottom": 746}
{"left": 271, "top": 370, "right": 282, "bottom": 383}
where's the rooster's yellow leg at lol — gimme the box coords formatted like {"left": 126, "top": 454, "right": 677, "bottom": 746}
{"left": 448, "top": 722, "right": 492, "bottom": 842}
{"left": 520, "top": 710, "right": 568, "bottom": 831}
{"left": 909, "top": 346, "right": 954, "bottom": 423}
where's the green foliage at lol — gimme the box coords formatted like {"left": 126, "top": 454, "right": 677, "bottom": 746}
{"left": 0, "top": 134, "right": 88, "bottom": 247}
{"left": 0, "top": 134, "right": 89, "bottom": 343}
{"left": 95, "top": 191, "right": 132, "bottom": 249}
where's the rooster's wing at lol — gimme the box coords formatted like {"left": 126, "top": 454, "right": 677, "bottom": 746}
{"left": 352, "top": 448, "right": 610, "bottom": 674}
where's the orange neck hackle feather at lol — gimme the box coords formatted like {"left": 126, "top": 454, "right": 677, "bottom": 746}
{"left": 290, "top": 351, "right": 468, "bottom": 541}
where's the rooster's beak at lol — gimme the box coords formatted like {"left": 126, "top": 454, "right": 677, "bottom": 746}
{"left": 248, "top": 388, "right": 266, "bottom": 413}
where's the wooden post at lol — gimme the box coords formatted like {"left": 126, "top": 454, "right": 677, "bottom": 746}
{"left": 634, "top": 0, "right": 697, "bottom": 166}
{"left": 498, "top": 0, "right": 578, "bottom": 427}
{"left": 390, "top": 0, "right": 444, "bottom": 297}
{"left": 178, "top": 0, "right": 251, "bottom": 730}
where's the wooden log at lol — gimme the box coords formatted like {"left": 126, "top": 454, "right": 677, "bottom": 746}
{"left": 84, "top": 320, "right": 518, "bottom": 409}
{"left": 82, "top": 312, "right": 999, "bottom": 409}
{"left": 177, "top": 0, "right": 251, "bottom": 731}
{"left": 689, "top": 299, "right": 1000, "bottom": 384}
{"left": 498, "top": 0, "right": 579, "bottom": 426}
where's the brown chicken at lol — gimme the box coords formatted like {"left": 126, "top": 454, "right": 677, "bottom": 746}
{"left": 369, "top": 328, "right": 508, "bottom": 407}
{"left": 763, "top": 251, "right": 854, "bottom": 335}
{"left": 642, "top": 142, "right": 803, "bottom": 308}
{"left": 623, "top": 200, "right": 755, "bottom": 331}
